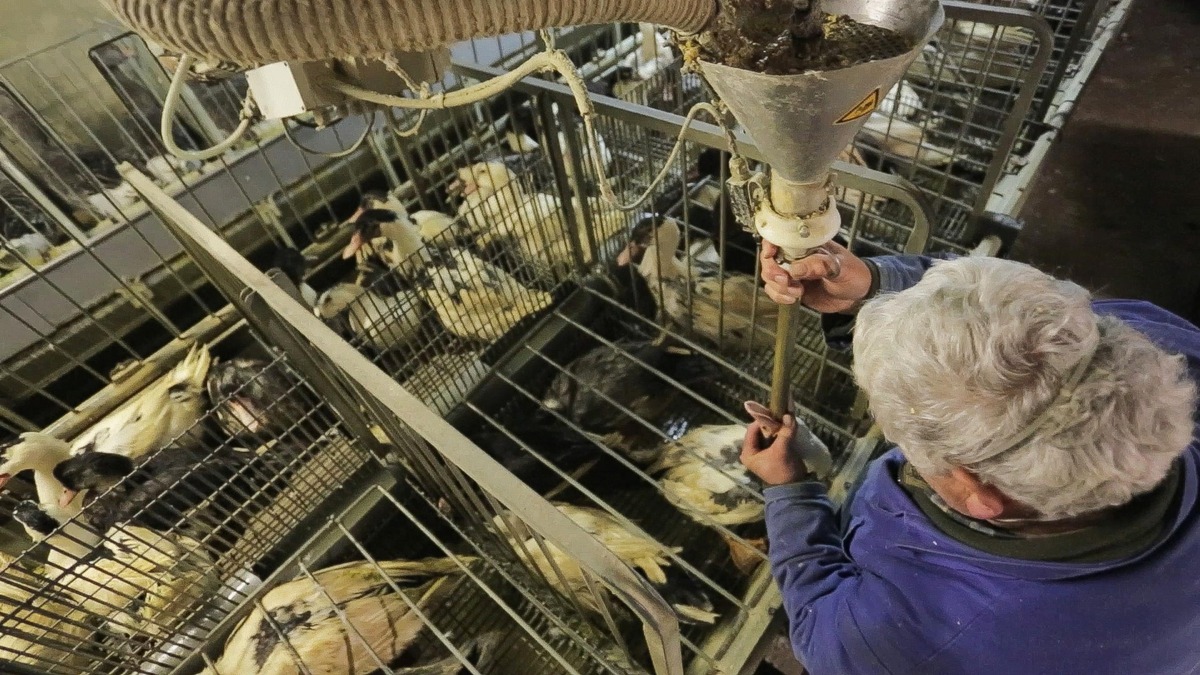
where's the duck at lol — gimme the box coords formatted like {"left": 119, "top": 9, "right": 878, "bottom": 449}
{"left": 70, "top": 343, "right": 212, "bottom": 457}
{"left": 463, "top": 419, "right": 623, "bottom": 494}
{"left": 417, "top": 248, "right": 553, "bottom": 343}
{"left": 541, "top": 336, "right": 721, "bottom": 462}
{"left": 12, "top": 500, "right": 216, "bottom": 639}
{"left": 200, "top": 557, "right": 496, "bottom": 675}
{"left": 0, "top": 231, "right": 53, "bottom": 271}
{"left": 314, "top": 283, "right": 425, "bottom": 352}
{"left": 652, "top": 148, "right": 759, "bottom": 277}
{"left": 496, "top": 503, "right": 717, "bottom": 625}
{"left": 268, "top": 246, "right": 319, "bottom": 307}
{"left": 353, "top": 192, "right": 461, "bottom": 246}
{"left": 343, "top": 207, "right": 433, "bottom": 283}
{"left": 52, "top": 443, "right": 261, "bottom": 540}
{"left": 0, "top": 433, "right": 97, "bottom": 548}
{"left": 858, "top": 81, "right": 955, "bottom": 168}
{"left": 619, "top": 215, "right": 779, "bottom": 349}
{"left": 450, "top": 162, "right": 624, "bottom": 279}
{"left": 0, "top": 434, "right": 216, "bottom": 640}
{"left": 205, "top": 357, "right": 316, "bottom": 440}
{"left": 647, "top": 424, "right": 767, "bottom": 574}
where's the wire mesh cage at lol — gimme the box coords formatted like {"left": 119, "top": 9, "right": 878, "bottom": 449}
{"left": 0, "top": 27, "right": 420, "bottom": 442}
{"left": 108, "top": 176, "right": 700, "bottom": 674}
{"left": 69, "top": 52, "right": 933, "bottom": 674}
{"left": 0, "top": 2, "right": 1138, "bottom": 670}
{"left": 479, "top": 6, "right": 1054, "bottom": 254}
{"left": 976, "top": 0, "right": 1109, "bottom": 122}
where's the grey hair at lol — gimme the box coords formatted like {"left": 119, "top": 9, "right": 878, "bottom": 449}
{"left": 853, "top": 257, "right": 1196, "bottom": 519}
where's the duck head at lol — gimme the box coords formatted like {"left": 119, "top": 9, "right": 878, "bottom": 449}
{"left": 0, "top": 432, "right": 72, "bottom": 492}
{"left": 447, "top": 162, "right": 517, "bottom": 200}
{"left": 313, "top": 283, "right": 367, "bottom": 319}
{"left": 343, "top": 208, "right": 410, "bottom": 259}
{"left": 52, "top": 452, "right": 134, "bottom": 508}
{"left": 616, "top": 214, "right": 681, "bottom": 269}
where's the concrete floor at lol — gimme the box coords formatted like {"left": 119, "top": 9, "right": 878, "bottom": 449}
{"left": 1012, "top": 0, "right": 1200, "bottom": 321}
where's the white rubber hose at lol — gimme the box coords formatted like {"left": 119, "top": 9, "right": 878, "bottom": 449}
{"left": 99, "top": 0, "right": 717, "bottom": 67}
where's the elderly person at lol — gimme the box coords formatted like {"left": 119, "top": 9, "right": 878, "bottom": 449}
{"left": 741, "top": 242, "right": 1200, "bottom": 674}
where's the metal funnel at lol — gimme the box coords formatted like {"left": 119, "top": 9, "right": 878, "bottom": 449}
{"left": 699, "top": 0, "right": 943, "bottom": 184}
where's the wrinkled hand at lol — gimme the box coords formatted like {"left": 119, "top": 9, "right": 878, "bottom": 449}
{"left": 760, "top": 240, "right": 873, "bottom": 313}
{"left": 741, "top": 414, "right": 812, "bottom": 486}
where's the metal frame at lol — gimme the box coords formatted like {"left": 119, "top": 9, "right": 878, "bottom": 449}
{"left": 989, "top": 0, "right": 1136, "bottom": 216}
{"left": 125, "top": 165, "right": 687, "bottom": 675}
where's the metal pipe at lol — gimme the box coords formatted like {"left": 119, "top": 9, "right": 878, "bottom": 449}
{"left": 769, "top": 306, "right": 797, "bottom": 418}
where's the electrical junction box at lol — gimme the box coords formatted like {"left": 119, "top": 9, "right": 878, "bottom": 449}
{"left": 246, "top": 48, "right": 450, "bottom": 124}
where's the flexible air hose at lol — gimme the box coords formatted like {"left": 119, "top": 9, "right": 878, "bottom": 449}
{"left": 99, "top": 0, "right": 717, "bottom": 66}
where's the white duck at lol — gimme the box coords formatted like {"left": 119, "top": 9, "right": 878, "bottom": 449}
{"left": 0, "top": 433, "right": 96, "bottom": 548}
{"left": 418, "top": 248, "right": 553, "bottom": 342}
{"left": 0, "top": 435, "right": 94, "bottom": 670}
{"left": 70, "top": 343, "right": 211, "bottom": 458}
{"left": 451, "top": 162, "right": 624, "bottom": 279}
{"left": 343, "top": 206, "right": 433, "bottom": 282}
{"left": 647, "top": 425, "right": 766, "bottom": 574}
{"left": 859, "top": 80, "right": 954, "bottom": 167}
{"left": 0, "top": 433, "right": 215, "bottom": 640}
{"left": 496, "top": 503, "right": 717, "bottom": 625}
{"left": 200, "top": 557, "right": 495, "bottom": 675}
{"left": 314, "top": 283, "right": 424, "bottom": 352}
{"left": 620, "top": 216, "right": 779, "bottom": 349}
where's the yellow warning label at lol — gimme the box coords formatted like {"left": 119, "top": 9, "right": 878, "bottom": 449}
{"left": 835, "top": 88, "right": 881, "bottom": 125}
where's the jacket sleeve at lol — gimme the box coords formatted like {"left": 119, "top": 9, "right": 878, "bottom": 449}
{"left": 870, "top": 254, "right": 942, "bottom": 294}
{"left": 823, "top": 255, "right": 947, "bottom": 349}
{"left": 763, "top": 482, "right": 968, "bottom": 675}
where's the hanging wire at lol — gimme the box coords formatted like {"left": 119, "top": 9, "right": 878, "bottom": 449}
{"left": 282, "top": 110, "right": 376, "bottom": 158}
{"left": 161, "top": 54, "right": 255, "bottom": 161}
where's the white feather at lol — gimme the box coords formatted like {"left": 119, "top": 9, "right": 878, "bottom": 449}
{"left": 314, "top": 284, "right": 424, "bottom": 352}
{"left": 70, "top": 344, "right": 212, "bottom": 458}
{"left": 419, "top": 249, "right": 552, "bottom": 342}
{"left": 636, "top": 218, "right": 778, "bottom": 347}
{"left": 0, "top": 232, "right": 52, "bottom": 270}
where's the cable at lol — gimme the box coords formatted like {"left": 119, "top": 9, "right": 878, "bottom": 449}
{"left": 162, "top": 55, "right": 255, "bottom": 161}
{"left": 282, "top": 110, "right": 375, "bottom": 158}
{"left": 324, "top": 48, "right": 742, "bottom": 212}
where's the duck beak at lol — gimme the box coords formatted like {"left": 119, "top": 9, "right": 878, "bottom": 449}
{"left": 0, "top": 474, "right": 10, "bottom": 490}
{"left": 448, "top": 179, "right": 477, "bottom": 198}
{"left": 342, "top": 231, "right": 366, "bottom": 259}
{"left": 616, "top": 242, "right": 643, "bottom": 267}
{"left": 59, "top": 488, "right": 79, "bottom": 508}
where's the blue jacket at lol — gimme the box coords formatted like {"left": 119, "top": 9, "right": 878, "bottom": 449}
{"left": 767, "top": 255, "right": 1200, "bottom": 675}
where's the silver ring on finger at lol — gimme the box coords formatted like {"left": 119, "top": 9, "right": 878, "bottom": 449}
{"left": 826, "top": 252, "right": 842, "bottom": 280}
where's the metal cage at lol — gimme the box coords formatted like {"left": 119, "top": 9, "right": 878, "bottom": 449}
{"left": 24, "top": 59, "right": 932, "bottom": 674}
{"left": 0, "top": 2, "right": 1134, "bottom": 671}
{"left": 0, "top": 27, "right": 416, "bottom": 441}
{"left": 122, "top": 124, "right": 905, "bottom": 674}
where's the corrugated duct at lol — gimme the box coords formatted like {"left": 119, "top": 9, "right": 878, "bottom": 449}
{"left": 98, "top": 0, "right": 718, "bottom": 65}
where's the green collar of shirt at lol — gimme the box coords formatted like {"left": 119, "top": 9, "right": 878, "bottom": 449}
{"left": 897, "top": 461, "right": 1183, "bottom": 563}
